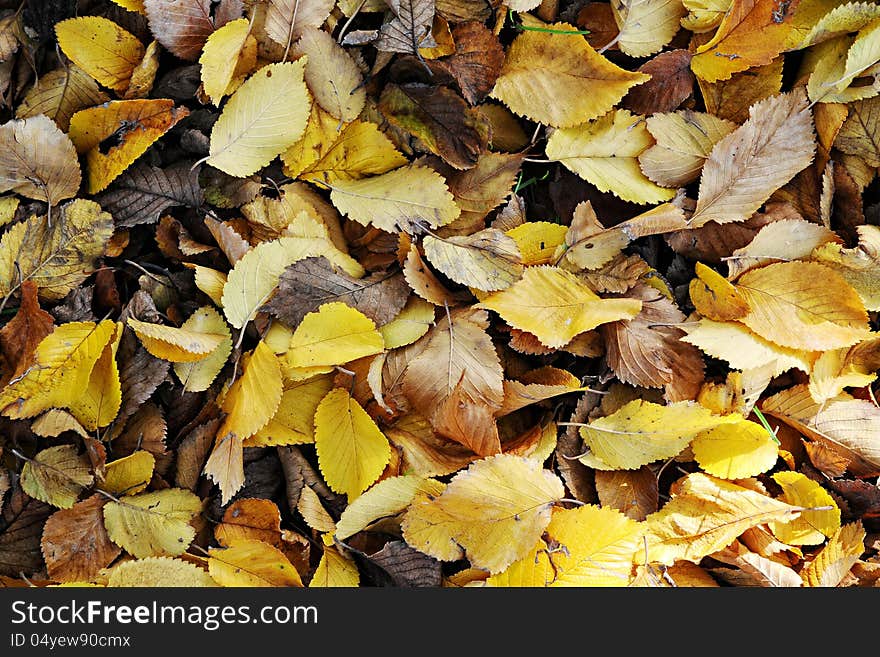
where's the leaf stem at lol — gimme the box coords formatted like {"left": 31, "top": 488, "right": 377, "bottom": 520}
{"left": 507, "top": 9, "right": 592, "bottom": 35}
{"left": 751, "top": 407, "right": 780, "bottom": 445}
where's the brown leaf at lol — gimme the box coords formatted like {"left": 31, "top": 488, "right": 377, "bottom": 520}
{"left": 375, "top": 0, "right": 437, "bottom": 55}
{"left": 581, "top": 253, "right": 653, "bottom": 293}
{"left": 215, "top": 497, "right": 283, "bottom": 547}
{"left": 112, "top": 403, "right": 171, "bottom": 476}
{"left": 555, "top": 390, "right": 599, "bottom": 504}
{"left": 264, "top": 256, "right": 410, "bottom": 328}
{"left": 0, "top": 485, "right": 52, "bottom": 577}
{"left": 435, "top": 0, "right": 490, "bottom": 22}
{"left": 41, "top": 495, "right": 120, "bottom": 583}
{"left": 175, "top": 418, "right": 221, "bottom": 491}
{"left": 379, "top": 83, "right": 490, "bottom": 170}
{"left": 665, "top": 212, "right": 775, "bottom": 263}
{"left": 622, "top": 49, "right": 694, "bottom": 116}
{"left": 595, "top": 467, "right": 659, "bottom": 521}
{"left": 432, "top": 22, "right": 505, "bottom": 105}
{"left": 360, "top": 540, "right": 442, "bottom": 587}
{"left": 402, "top": 244, "right": 462, "bottom": 306}
{"left": 114, "top": 327, "right": 171, "bottom": 427}
{"left": 264, "top": 0, "right": 335, "bottom": 53}
{"left": 439, "top": 152, "right": 524, "bottom": 232}
{"left": 144, "top": 0, "right": 242, "bottom": 61}
{"left": 203, "top": 216, "right": 251, "bottom": 265}
{"left": 0, "top": 281, "right": 54, "bottom": 381}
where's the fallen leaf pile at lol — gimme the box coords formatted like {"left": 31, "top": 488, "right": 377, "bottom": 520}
{"left": 1, "top": 0, "right": 880, "bottom": 588}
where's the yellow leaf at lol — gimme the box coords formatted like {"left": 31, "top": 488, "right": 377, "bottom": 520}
{"left": 423, "top": 229, "right": 523, "bottom": 292}
{"left": 172, "top": 307, "right": 233, "bottom": 392}
{"left": 484, "top": 541, "right": 557, "bottom": 587}
{"left": 21, "top": 445, "right": 93, "bottom": 509}
{"left": 189, "top": 265, "right": 228, "bottom": 307}
{"left": 208, "top": 539, "right": 303, "bottom": 587}
{"left": 287, "top": 303, "right": 385, "bottom": 369}
{"left": 770, "top": 471, "right": 841, "bottom": 545}
{"left": 734, "top": 261, "right": 869, "bottom": 351}
{"left": 125, "top": 39, "right": 162, "bottom": 100}
{"left": 490, "top": 26, "right": 649, "bottom": 128}
{"left": 296, "top": 27, "right": 365, "bottom": 122}
{"left": 478, "top": 266, "right": 642, "bottom": 348}
{"left": 812, "top": 225, "right": 880, "bottom": 311}
{"left": 314, "top": 388, "right": 391, "bottom": 499}
{"left": 498, "top": 367, "right": 590, "bottom": 416}
{"left": 689, "top": 90, "right": 816, "bottom": 228}
{"left": 127, "top": 317, "right": 226, "bottom": 363}
{"left": 199, "top": 18, "right": 257, "bottom": 106}
{"left": 55, "top": 16, "right": 145, "bottom": 93}
{"left": 0, "top": 199, "right": 113, "bottom": 302}
{"left": 102, "top": 451, "right": 155, "bottom": 496}
{"left": 798, "top": 2, "right": 880, "bottom": 49}
{"left": 726, "top": 218, "right": 841, "bottom": 280}
{"left": 206, "top": 62, "right": 311, "bottom": 177}
{"left": 690, "top": 0, "right": 798, "bottom": 82}
{"left": 297, "top": 485, "right": 336, "bottom": 533}
{"left": 68, "top": 99, "right": 189, "bottom": 193}
{"left": 0, "top": 320, "right": 116, "bottom": 420}
{"left": 682, "top": 0, "right": 731, "bottom": 33}
{"left": 801, "top": 522, "right": 867, "bottom": 586}
{"left": 808, "top": 335, "right": 880, "bottom": 402}
{"left": 204, "top": 433, "right": 244, "bottom": 506}
{"left": 219, "top": 340, "right": 283, "bottom": 442}
{"left": 335, "top": 475, "right": 446, "bottom": 540}
{"left": 327, "top": 164, "right": 460, "bottom": 234}
{"left": 612, "top": 0, "right": 687, "bottom": 57}
{"left": 102, "top": 488, "right": 202, "bottom": 558}
{"left": 644, "top": 473, "right": 803, "bottom": 565}
{"left": 16, "top": 65, "right": 109, "bottom": 132}
{"left": 689, "top": 261, "right": 750, "bottom": 321}
{"left": 309, "top": 544, "right": 360, "bottom": 587}
{"left": 639, "top": 111, "right": 736, "bottom": 188}
{"left": 247, "top": 375, "right": 333, "bottom": 446}
{"left": 691, "top": 421, "right": 779, "bottom": 479}
{"left": 107, "top": 557, "right": 216, "bottom": 587}
{"left": 68, "top": 321, "right": 122, "bottom": 431}
{"left": 805, "top": 35, "right": 880, "bottom": 105}
{"left": 0, "top": 115, "right": 81, "bottom": 206}
{"left": 546, "top": 109, "right": 676, "bottom": 204}
{"left": 31, "top": 409, "right": 89, "bottom": 440}
{"left": 505, "top": 222, "right": 569, "bottom": 266}
{"left": 0, "top": 196, "right": 18, "bottom": 227}
{"left": 401, "top": 454, "right": 565, "bottom": 573}
{"left": 578, "top": 399, "right": 738, "bottom": 470}
{"left": 378, "top": 296, "right": 435, "bottom": 349}
{"left": 110, "top": 0, "right": 146, "bottom": 15}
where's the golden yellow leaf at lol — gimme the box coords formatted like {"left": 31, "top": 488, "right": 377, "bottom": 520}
{"left": 612, "top": 0, "right": 687, "bottom": 57}
{"left": 287, "top": 302, "right": 385, "bottom": 369}
{"left": 423, "top": 229, "right": 523, "bottom": 292}
{"left": 0, "top": 115, "right": 81, "bottom": 206}
{"left": 327, "top": 165, "right": 460, "bottom": 234}
{"left": 16, "top": 65, "right": 109, "bottom": 132}
{"left": 199, "top": 18, "right": 257, "bottom": 106}
{"left": 689, "top": 90, "right": 816, "bottom": 227}
{"left": 309, "top": 544, "right": 360, "bottom": 587}
{"left": 208, "top": 539, "right": 303, "bottom": 587}
{"left": 801, "top": 522, "right": 867, "bottom": 586}
{"left": 21, "top": 445, "right": 93, "bottom": 509}
{"left": 68, "top": 321, "right": 122, "bottom": 431}
{"left": 68, "top": 99, "right": 189, "bottom": 193}
{"left": 206, "top": 62, "right": 311, "bottom": 177}
{"left": 172, "top": 306, "right": 232, "bottom": 392}
{"left": 770, "top": 471, "right": 841, "bottom": 545}
{"left": 107, "top": 557, "right": 216, "bottom": 587}
{"left": 247, "top": 375, "right": 333, "bottom": 446}
{"left": 188, "top": 265, "right": 228, "bottom": 307}
{"left": 103, "top": 488, "right": 202, "bottom": 558}
{"left": 296, "top": 27, "right": 365, "bottom": 122}
{"left": 102, "top": 451, "right": 156, "bottom": 496}
{"left": 127, "top": 317, "right": 227, "bottom": 363}
{"left": 490, "top": 26, "right": 649, "bottom": 128}
{"left": 55, "top": 16, "right": 145, "bottom": 93}
{"left": 314, "top": 388, "right": 391, "bottom": 500}
{"left": 219, "top": 340, "right": 283, "bottom": 446}
{"left": 484, "top": 541, "right": 556, "bottom": 587}
{"left": 0, "top": 320, "right": 116, "bottom": 420}
{"left": 335, "top": 475, "right": 446, "bottom": 540}
{"left": 125, "top": 39, "right": 162, "bottom": 100}
{"left": 401, "top": 454, "right": 565, "bottom": 573}
{"left": 812, "top": 225, "right": 880, "bottom": 311}
{"left": 478, "top": 266, "right": 642, "bottom": 348}
{"left": 644, "top": 473, "right": 803, "bottom": 565}
{"left": 546, "top": 109, "right": 676, "bottom": 204}
{"left": 689, "top": 261, "right": 750, "bottom": 321}
{"left": 505, "top": 222, "right": 568, "bottom": 266}
{"left": 691, "top": 421, "right": 779, "bottom": 479}
{"left": 378, "top": 296, "right": 435, "bottom": 349}
{"left": 734, "top": 261, "right": 869, "bottom": 351}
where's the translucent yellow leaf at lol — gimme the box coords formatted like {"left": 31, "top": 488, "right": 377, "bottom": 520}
{"left": 68, "top": 99, "right": 189, "bottom": 193}
{"left": 612, "top": 0, "right": 687, "bottom": 57}
{"left": 505, "top": 222, "right": 568, "bottom": 266}
{"left": 546, "top": 109, "right": 676, "bottom": 204}
{"left": 490, "top": 26, "right": 649, "bottom": 128}
{"left": 172, "top": 307, "right": 232, "bottom": 392}
{"left": 401, "top": 454, "right": 565, "bottom": 573}
{"left": 644, "top": 473, "right": 803, "bottom": 565}
{"left": 247, "top": 374, "right": 333, "bottom": 446}
{"left": 206, "top": 62, "right": 311, "bottom": 177}
{"left": 688, "top": 90, "right": 816, "bottom": 227}
{"left": 691, "top": 421, "right": 779, "bottom": 479}
{"left": 103, "top": 488, "right": 202, "bottom": 558}
{"left": 770, "top": 471, "right": 841, "bottom": 545}
{"left": 335, "top": 475, "right": 446, "bottom": 540}
{"left": 379, "top": 296, "right": 435, "bottom": 349}
{"left": 107, "top": 557, "right": 216, "bottom": 587}
{"left": 287, "top": 302, "right": 385, "bottom": 369}
{"left": 21, "top": 445, "right": 93, "bottom": 509}
{"left": 55, "top": 17, "right": 145, "bottom": 93}
{"left": 0, "top": 320, "right": 116, "bottom": 420}
{"left": 578, "top": 399, "right": 738, "bottom": 470}
{"left": 689, "top": 262, "right": 750, "bottom": 321}
{"left": 127, "top": 317, "right": 226, "bottom": 363}
{"left": 801, "top": 522, "right": 867, "bottom": 586}
{"left": 199, "top": 18, "right": 257, "bottom": 106}
{"left": 219, "top": 340, "right": 283, "bottom": 442}
{"left": 327, "top": 164, "right": 460, "bottom": 234}
{"left": 16, "top": 65, "right": 109, "bottom": 132}
{"left": 640, "top": 111, "right": 736, "bottom": 188}
{"left": 423, "top": 229, "right": 523, "bottom": 292}
{"left": 734, "top": 261, "right": 870, "bottom": 351}
{"left": 478, "top": 266, "right": 642, "bottom": 348}
{"left": 208, "top": 539, "right": 303, "bottom": 587}
{"left": 68, "top": 321, "right": 122, "bottom": 431}
{"left": 102, "top": 451, "right": 155, "bottom": 496}
{"left": 309, "top": 544, "right": 360, "bottom": 587}
{"left": 314, "top": 388, "right": 391, "bottom": 499}
{"left": 812, "top": 225, "right": 880, "bottom": 311}
{"left": 0, "top": 115, "right": 81, "bottom": 206}
{"left": 0, "top": 199, "right": 113, "bottom": 302}
{"left": 296, "top": 27, "right": 365, "bottom": 122}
